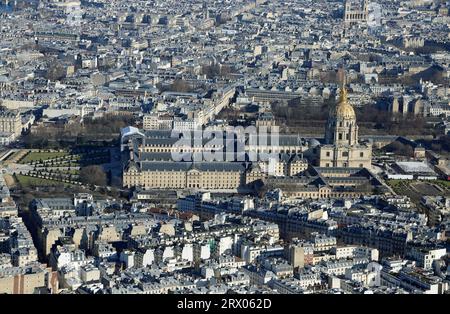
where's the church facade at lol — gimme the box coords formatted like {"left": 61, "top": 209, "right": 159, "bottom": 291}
{"left": 318, "top": 87, "right": 372, "bottom": 169}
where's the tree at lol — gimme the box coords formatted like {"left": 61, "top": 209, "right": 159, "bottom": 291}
{"left": 439, "top": 135, "right": 450, "bottom": 152}
{"left": 45, "top": 58, "right": 67, "bottom": 81}
{"left": 386, "top": 141, "right": 413, "bottom": 157}
{"left": 170, "top": 79, "right": 192, "bottom": 93}
{"left": 431, "top": 143, "right": 442, "bottom": 153}
{"left": 79, "top": 165, "right": 107, "bottom": 186}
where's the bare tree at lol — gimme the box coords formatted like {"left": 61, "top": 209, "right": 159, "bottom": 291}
{"left": 79, "top": 165, "right": 107, "bottom": 186}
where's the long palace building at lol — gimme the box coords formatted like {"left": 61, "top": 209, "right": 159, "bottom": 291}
{"left": 121, "top": 86, "right": 382, "bottom": 198}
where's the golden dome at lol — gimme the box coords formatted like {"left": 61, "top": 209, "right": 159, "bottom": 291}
{"left": 332, "top": 87, "right": 356, "bottom": 120}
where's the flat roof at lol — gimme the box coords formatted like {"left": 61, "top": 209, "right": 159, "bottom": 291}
{"left": 396, "top": 161, "right": 435, "bottom": 174}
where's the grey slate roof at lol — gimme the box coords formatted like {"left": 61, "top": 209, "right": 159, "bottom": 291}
{"left": 140, "top": 161, "right": 246, "bottom": 172}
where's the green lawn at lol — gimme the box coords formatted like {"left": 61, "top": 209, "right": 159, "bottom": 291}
{"left": 15, "top": 174, "right": 76, "bottom": 187}
{"left": 386, "top": 180, "right": 406, "bottom": 189}
{"left": 387, "top": 179, "right": 450, "bottom": 201}
{"left": 23, "top": 152, "right": 109, "bottom": 166}
{"left": 388, "top": 179, "right": 450, "bottom": 190}
{"left": 64, "top": 169, "right": 80, "bottom": 175}
{"left": 435, "top": 180, "right": 450, "bottom": 189}
{"left": 20, "top": 152, "right": 69, "bottom": 164}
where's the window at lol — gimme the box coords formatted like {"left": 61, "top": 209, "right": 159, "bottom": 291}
{"left": 360, "top": 152, "right": 364, "bottom": 157}
{"left": 326, "top": 152, "right": 331, "bottom": 157}
{"left": 342, "top": 152, "right": 349, "bottom": 157}
{"left": 338, "top": 133, "right": 343, "bottom": 140}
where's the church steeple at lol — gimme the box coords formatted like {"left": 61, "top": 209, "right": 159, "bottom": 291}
{"left": 338, "top": 86, "right": 348, "bottom": 103}
{"left": 318, "top": 68, "right": 372, "bottom": 169}
{"left": 325, "top": 84, "right": 358, "bottom": 146}
{"left": 335, "top": 86, "right": 356, "bottom": 120}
